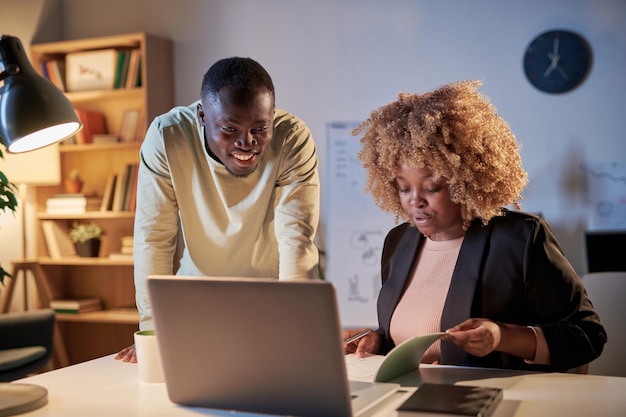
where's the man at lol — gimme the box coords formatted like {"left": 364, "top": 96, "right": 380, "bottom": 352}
{"left": 116, "top": 57, "right": 320, "bottom": 362}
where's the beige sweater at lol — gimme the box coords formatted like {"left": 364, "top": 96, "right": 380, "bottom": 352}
{"left": 134, "top": 102, "right": 320, "bottom": 330}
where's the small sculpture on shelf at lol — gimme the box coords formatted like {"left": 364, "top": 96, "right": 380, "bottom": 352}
{"left": 68, "top": 222, "right": 103, "bottom": 257}
{"left": 64, "top": 169, "right": 84, "bottom": 194}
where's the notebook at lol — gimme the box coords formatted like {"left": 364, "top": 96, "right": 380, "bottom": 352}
{"left": 147, "top": 275, "right": 400, "bottom": 417}
{"left": 396, "top": 383, "right": 503, "bottom": 416}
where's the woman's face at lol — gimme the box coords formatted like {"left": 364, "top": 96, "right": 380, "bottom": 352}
{"left": 396, "top": 165, "right": 465, "bottom": 241}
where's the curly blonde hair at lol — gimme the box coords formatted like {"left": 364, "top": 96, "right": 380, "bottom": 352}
{"left": 354, "top": 80, "right": 528, "bottom": 228}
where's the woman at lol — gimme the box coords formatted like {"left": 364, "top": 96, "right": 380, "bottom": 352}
{"left": 344, "top": 81, "right": 606, "bottom": 372}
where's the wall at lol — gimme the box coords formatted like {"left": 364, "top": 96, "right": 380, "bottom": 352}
{"left": 2, "top": 0, "right": 625, "bottom": 277}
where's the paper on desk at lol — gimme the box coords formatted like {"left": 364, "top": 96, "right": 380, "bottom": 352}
{"left": 345, "top": 332, "right": 445, "bottom": 383}
{"left": 345, "top": 353, "right": 387, "bottom": 382}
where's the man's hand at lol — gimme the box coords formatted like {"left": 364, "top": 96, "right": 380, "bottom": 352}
{"left": 114, "top": 344, "right": 137, "bottom": 363}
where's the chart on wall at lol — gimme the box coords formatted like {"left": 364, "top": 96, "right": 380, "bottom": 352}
{"left": 326, "top": 122, "right": 396, "bottom": 328}
{"left": 582, "top": 162, "right": 626, "bottom": 230}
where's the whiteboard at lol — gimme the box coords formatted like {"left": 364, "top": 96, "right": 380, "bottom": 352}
{"left": 326, "top": 122, "right": 396, "bottom": 328}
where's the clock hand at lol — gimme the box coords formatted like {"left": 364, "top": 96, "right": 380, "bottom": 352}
{"left": 544, "top": 52, "right": 559, "bottom": 77}
{"left": 557, "top": 65, "right": 569, "bottom": 81}
{"left": 553, "top": 36, "right": 560, "bottom": 58}
{"left": 544, "top": 36, "right": 562, "bottom": 77}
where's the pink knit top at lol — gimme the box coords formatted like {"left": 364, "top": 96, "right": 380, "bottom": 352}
{"left": 390, "top": 236, "right": 463, "bottom": 364}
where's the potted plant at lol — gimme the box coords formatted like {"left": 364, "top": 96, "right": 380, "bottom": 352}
{"left": 0, "top": 148, "right": 18, "bottom": 286}
{"left": 68, "top": 222, "right": 104, "bottom": 257}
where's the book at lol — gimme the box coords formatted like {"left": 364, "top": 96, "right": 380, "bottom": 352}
{"left": 113, "top": 49, "right": 131, "bottom": 89}
{"left": 45, "top": 59, "right": 66, "bottom": 91}
{"left": 52, "top": 59, "right": 67, "bottom": 91}
{"left": 40, "top": 60, "right": 50, "bottom": 81}
{"left": 375, "top": 332, "right": 445, "bottom": 382}
{"left": 120, "top": 163, "right": 134, "bottom": 211}
{"left": 120, "top": 109, "right": 140, "bottom": 142}
{"left": 121, "top": 235, "right": 134, "bottom": 247}
{"left": 111, "top": 234, "right": 134, "bottom": 258}
{"left": 135, "top": 53, "right": 142, "bottom": 87}
{"left": 120, "top": 245, "right": 133, "bottom": 255}
{"left": 125, "top": 48, "right": 141, "bottom": 89}
{"left": 124, "top": 163, "right": 139, "bottom": 211}
{"left": 46, "top": 193, "right": 87, "bottom": 206}
{"left": 108, "top": 252, "right": 133, "bottom": 261}
{"left": 110, "top": 163, "right": 139, "bottom": 211}
{"left": 50, "top": 297, "right": 103, "bottom": 314}
{"left": 396, "top": 383, "right": 503, "bottom": 417}
{"left": 45, "top": 207, "right": 87, "bottom": 215}
{"left": 111, "top": 166, "right": 129, "bottom": 212}
{"left": 73, "top": 109, "right": 107, "bottom": 144}
{"left": 46, "top": 194, "right": 101, "bottom": 214}
{"left": 100, "top": 174, "right": 118, "bottom": 211}
{"left": 66, "top": 48, "right": 118, "bottom": 92}
{"left": 41, "top": 220, "right": 77, "bottom": 259}
{"left": 108, "top": 306, "right": 139, "bottom": 317}
{"left": 92, "top": 134, "right": 119, "bottom": 144}
{"left": 344, "top": 332, "right": 445, "bottom": 383}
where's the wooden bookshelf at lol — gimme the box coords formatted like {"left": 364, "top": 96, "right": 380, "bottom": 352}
{"left": 30, "top": 33, "right": 173, "bottom": 366}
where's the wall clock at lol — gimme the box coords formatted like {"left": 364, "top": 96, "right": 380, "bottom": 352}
{"left": 523, "top": 29, "right": 592, "bottom": 94}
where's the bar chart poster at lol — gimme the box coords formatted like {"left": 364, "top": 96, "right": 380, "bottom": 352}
{"left": 326, "top": 122, "right": 396, "bottom": 328}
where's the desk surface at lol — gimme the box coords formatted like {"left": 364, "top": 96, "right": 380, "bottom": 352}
{"left": 14, "top": 354, "right": 626, "bottom": 417}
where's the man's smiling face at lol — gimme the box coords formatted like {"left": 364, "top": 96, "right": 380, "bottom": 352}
{"left": 198, "top": 85, "right": 274, "bottom": 177}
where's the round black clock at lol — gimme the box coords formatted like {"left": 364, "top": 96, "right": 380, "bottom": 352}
{"left": 523, "top": 30, "right": 592, "bottom": 94}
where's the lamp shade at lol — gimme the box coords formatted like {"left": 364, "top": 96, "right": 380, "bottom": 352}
{"left": 0, "top": 35, "right": 81, "bottom": 153}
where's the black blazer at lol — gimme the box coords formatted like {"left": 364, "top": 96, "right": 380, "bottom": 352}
{"left": 377, "top": 210, "right": 606, "bottom": 372}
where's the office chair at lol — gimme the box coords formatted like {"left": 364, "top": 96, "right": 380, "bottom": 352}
{"left": 0, "top": 309, "right": 55, "bottom": 381}
{"left": 582, "top": 272, "right": 626, "bottom": 377}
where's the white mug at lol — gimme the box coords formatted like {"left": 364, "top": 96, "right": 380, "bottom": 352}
{"left": 134, "top": 329, "right": 165, "bottom": 383}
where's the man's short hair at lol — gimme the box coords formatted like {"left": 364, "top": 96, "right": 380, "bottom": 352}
{"left": 201, "top": 57, "right": 275, "bottom": 99}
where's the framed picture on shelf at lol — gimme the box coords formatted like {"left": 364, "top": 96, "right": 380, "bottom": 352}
{"left": 120, "top": 109, "right": 140, "bottom": 142}
{"left": 66, "top": 48, "right": 117, "bottom": 92}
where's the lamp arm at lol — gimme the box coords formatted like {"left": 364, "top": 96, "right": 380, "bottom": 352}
{"left": 0, "top": 64, "right": 20, "bottom": 82}
{"left": 0, "top": 33, "right": 21, "bottom": 81}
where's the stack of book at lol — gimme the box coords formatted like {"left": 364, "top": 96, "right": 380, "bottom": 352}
{"left": 109, "top": 235, "right": 133, "bottom": 261}
{"left": 120, "top": 236, "right": 133, "bottom": 254}
{"left": 50, "top": 297, "right": 103, "bottom": 314}
{"left": 46, "top": 194, "right": 101, "bottom": 214}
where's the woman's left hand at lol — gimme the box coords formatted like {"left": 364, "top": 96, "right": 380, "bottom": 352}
{"left": 443, "top": 318, "right": 501, "bottom": 357}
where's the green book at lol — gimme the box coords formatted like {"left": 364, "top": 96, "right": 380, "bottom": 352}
{"left": 113, "top": 50, "right": 127, "bottom": 89}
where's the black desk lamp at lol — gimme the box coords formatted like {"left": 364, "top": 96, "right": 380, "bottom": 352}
{"left": 0, "top": 34, "right": 82, "bottom": 416}
{"left": 1, "top": 34, "right": 81, "bottom": 153}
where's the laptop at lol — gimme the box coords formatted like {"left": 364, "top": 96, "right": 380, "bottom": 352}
{"left": 147, "top": 275, "right": 400, "bottom": 417}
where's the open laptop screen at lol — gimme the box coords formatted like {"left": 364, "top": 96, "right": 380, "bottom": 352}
{"left": 147, "top": 276, "right": 383, "bottom": 417}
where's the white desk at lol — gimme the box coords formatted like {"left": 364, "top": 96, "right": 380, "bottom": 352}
{"left": 13, "top": 354, "right": 626, "bottom": 416}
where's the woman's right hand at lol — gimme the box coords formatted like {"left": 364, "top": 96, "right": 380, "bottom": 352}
{"left": 343, "top": 329, "right": 382, "bottom": 357}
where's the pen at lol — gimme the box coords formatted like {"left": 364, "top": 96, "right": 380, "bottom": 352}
{"left": 344, "top": 329, "right": 371, "bottom": 344}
